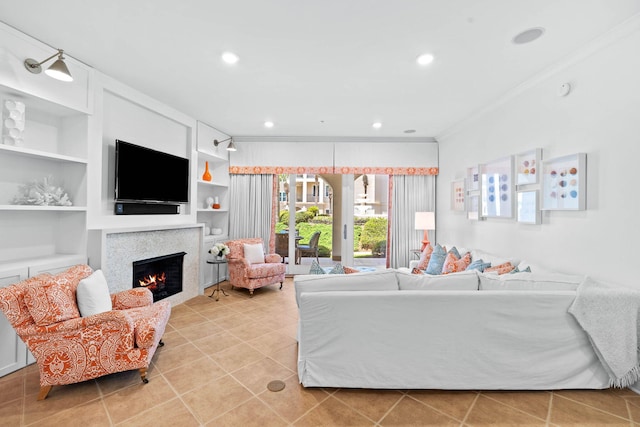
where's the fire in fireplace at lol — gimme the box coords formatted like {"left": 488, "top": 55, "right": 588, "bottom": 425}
{"left": 132, "top": 252, "right": 186, "bottom": 302}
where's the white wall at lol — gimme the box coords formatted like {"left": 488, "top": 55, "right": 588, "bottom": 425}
{"left": 437, "top": 20, "right": 640, "bottom": 287}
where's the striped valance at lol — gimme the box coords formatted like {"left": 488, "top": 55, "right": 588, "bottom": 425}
{"left": 229, "top": 165, "right": 438, "bottom": 175}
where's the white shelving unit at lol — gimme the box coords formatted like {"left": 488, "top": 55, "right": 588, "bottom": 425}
{"left": 196, "top": 121, "right": 231, "bottom": 289}
{"left": 0, "top": 84, "right": 88, "bottom": 266}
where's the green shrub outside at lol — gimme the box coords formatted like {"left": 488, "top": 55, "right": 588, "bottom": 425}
{"left": 360, "top": 217, "right": 388, "bottom": 254}
{"left": 307, "top": 206, "right": 319, "bottom": 216}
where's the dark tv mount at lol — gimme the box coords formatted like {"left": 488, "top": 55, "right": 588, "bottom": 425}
{"left": 114, "top": 202, "right": 180, "bottom": 215}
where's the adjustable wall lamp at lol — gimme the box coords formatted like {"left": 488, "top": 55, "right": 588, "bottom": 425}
{"left": 24, "top": 49, "right": 73, "bottom": 82}
{"left": 213, "top": 137, "right": 237, "bottom": 152}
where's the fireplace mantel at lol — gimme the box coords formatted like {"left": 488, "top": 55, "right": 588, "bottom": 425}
{"left": 87, "top": 224, "right": 203, "bottom": 305}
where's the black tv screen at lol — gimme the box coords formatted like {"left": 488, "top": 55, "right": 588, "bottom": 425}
{"left": 115, "top": 140, "right": 189, "bottom": 204}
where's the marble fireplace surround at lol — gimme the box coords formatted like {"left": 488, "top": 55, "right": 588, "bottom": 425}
{"left": 89, "top": 225, "right": 202, "bottom": 306}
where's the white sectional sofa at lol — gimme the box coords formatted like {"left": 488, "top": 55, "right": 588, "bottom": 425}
{"left": 294, "top": 267, "right": 615, "bottom": 390}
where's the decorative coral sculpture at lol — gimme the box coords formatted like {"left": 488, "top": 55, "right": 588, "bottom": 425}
{"left": 12, "top": 176, "right": 73, "bottom": 206}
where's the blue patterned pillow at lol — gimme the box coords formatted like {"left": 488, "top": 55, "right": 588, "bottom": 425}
{"left": 510, "top": 265, "right": 532, "bottom": 274}
{"left": 466, "top": 259, "right": 491, "bottom": 272}
{"left": 329, "top": 263, "right": 345, "bottom": 274}
{"left": 309, "top": 260, "right": 325, "bottom": 274}
{"left": 425, "top": 244, "right": 447, "bottom": 275}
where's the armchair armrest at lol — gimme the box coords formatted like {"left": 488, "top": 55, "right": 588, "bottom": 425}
{"left": 265, "top": 253, "right": 282, "bottom": 263}
{"left": 228, "top": 256, "right": 251, "bottom": 270}
{"left": 111, "top": 288, "right": 153, "bottom": 310}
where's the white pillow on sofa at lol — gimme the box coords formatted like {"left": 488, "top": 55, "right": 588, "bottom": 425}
{"left": 76, "top": 270, "right": 113, "bottom": 317}
{"left": 244, "top": 243, "right": 265, "bottom": 264}
{"left": 397, "top": 269, "right": 479, "bottom": 290}
{"left": 478, "top": 271, "right": 585, "bottom": 291}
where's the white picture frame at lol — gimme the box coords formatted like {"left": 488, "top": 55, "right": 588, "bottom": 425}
{"left": 517, "top": 190, "right": 540, "bottom": 224}
{"left": 480, "top": 156, "right": 515, "bottom": 219}
{"left": 451, "top": 179, "right": 465, "bottom": 211}
{"left": 541, "top": 153, "right": 587, "bottom": 211}
{"left": 515, "top": 148, "right": 542, "bottom": 186}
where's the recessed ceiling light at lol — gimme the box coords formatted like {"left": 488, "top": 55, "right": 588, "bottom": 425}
{"left": 512, "top": 27, "right": 545, "bottom": 44}
{"left": 372, "top": 122, "right": 382, "bottom": 129}
{"left": 264, "top": 121, "right": 274, "bottom": 128}
{"left": 222, "top": 52, "right": 239, "bottom": 64}
{"left": 416, "top": 53, "right": 434, "bottom": 66}
{"left": 404, "top": 129, "right": 416, "bottom": 134}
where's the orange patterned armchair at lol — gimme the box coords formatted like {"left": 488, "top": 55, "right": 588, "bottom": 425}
{"left": 226, "top": 238, "right": 286, "bottom": 296}
{"left": 0, "top": 264, "right": 171, "bottom": 400}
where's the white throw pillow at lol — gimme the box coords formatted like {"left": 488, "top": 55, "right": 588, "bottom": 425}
{"left": 244, "top": 243, "right": 265, "bottom": 264}
{"left": 76, "top": 270, "right": 113, "bottom": 317}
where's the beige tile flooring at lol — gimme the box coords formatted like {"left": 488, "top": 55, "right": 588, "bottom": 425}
{"left": 2, "top": 278, "right": 640, "bottom": 426}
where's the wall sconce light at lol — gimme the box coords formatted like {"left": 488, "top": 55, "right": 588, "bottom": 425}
{"left": 213, "top": 137, "right": 237, "bottom": 152}
{"left": 24, "top": 49, "right": 73, "bottom": 82}
{"left": 414, "top": 211, "right": 435, "bottom": 251}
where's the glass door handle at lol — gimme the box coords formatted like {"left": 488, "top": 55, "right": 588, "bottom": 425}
{"left": 343, "top": 224, "right": 347, "bottom": 239}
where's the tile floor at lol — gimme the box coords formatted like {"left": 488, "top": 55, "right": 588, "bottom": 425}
{"left": 1, "top": 278, "right": 640, "bottom": 426}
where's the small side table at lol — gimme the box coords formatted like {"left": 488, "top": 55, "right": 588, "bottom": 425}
{"left": 207, "top": 258, "right": 228, "bottom": 301}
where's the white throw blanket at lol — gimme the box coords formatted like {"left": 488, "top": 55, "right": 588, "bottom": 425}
{"left": 569, "top": 277, "right": 640, "bottom": 388}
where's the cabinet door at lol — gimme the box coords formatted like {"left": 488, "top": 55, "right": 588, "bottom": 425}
{"left": 0, "top": 267, "right": 29, "bottom": 377}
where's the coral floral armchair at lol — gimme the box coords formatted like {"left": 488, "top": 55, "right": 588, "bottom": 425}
{"left": 226, "top": 238, "right": 286, "bottom": 296}
{"left": 0, "top": 264, "right": 171, "bottom": 400}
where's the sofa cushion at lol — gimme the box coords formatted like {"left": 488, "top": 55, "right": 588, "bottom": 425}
{"left": 479, "top": 271, "right": 585, "bottom": 291}
{"left": 244, "top": 243, "right": 265, "bottom": 264}
{"left": 76, "top": 270, "right": 113, "bottom": 317}
{"left": 247, "top": 262, "right": 286, "bottom": 279}
{"left": 416, "top": 244, "right": 434, "bottom": 270}
{"left": 398, "top": 269, "right": 479, "bottom": 290}
{"left": 309, "top": 260, "right": 325, "bottom": 274}
{"left": 425, "top": 244, "right": 447, "bottom": 275}
{"left": 294, "top": 269, "right": 399, "bottom": 307}
{"left": 329, "top": 263, "right": 345, "bottom": 274}
{"left": 466, "top": 259, "right": 491, "bottom": 272}
{"left": 442, "top": 252, "right": 471, "bottom": 274}
{"left": 24, "top": 280, "right": 80, "bottom": 326}
{"left": 484, "top": 262, "right": 515, "bottom": 275}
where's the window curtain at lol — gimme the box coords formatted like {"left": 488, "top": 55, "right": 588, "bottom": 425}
{"left": 388, "top": 175, "right": 436, "bottom": 269}
{"left": 229, "top": 174, "right": 275, "bottom": 250}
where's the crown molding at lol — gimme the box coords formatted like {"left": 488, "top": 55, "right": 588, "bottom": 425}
{"left": 233, "top": 136, "right": 437, "bottom": 143}
{"left": 438, "top": 12, "right": 640, "bottom": 141}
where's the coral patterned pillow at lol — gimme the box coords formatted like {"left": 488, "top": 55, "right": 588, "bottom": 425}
{"left": 343, "top": 266, "right": 359, "bottom": 274}
{"left": 442, "top": 252, "right": 472, "bottom": 274}
{"left": 24, "top": 281, "right": 80, "bottom": 326}
{"left": 417, "top": 244, "right": 434, "bottom": 270}
{"left": 484, "top": 262, "right": 515, "bottom": 275}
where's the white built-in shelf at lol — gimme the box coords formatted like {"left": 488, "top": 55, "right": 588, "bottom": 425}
{"left": 197, "top": 208, "right": 228, "bottom": 213}
{"left": 197, "top": 180, "right": 229, "bottom": 188}
{"left": 197, "top": 149, "right": 228, "bottom": 163}
{"left": 0, "top": 145, "right": 88, "bottom": 164}
{"left": 204, "top": 234, "right": 229, "bottom": 242}
{"left": 0, "top": 205, "right": 86, "bottom": 212}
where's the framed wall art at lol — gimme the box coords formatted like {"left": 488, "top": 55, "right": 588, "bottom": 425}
{"left": 467, "top": 194, "right": 479, "bottom": 220}
{"left": 466, "top": 166, "right": 479, "bottom": 192}
{"left": 480, "top": 156, "right": 514, "bottom": 218}
{"left": 541, "top": 153, "right": 586, "bottom": 211}
{"left": 516, "top": 148, "right": 542, "bottom": 186}
{"left": 517, "top": 190, "right": 540, "bottom": 224}
{"left": 451, "top": 179, "right": 465, "bottom": 211}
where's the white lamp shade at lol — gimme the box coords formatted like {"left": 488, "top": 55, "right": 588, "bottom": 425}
{"left": 415, "top": 211, "right": 435, "bottom": 230}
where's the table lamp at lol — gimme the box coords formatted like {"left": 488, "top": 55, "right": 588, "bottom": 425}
{"left": 415, "top": 212, "right": 435, "bottom": 251}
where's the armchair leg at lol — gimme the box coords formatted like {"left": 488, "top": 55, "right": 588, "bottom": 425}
{"left": 140, "top": 367, "right": 149, "bottom": 384}
{"left": 158, "top": 339, "right": 165, "bottom": 347}
{"left": 279, "top": 282, "right": 283, "bottom": 290}
{"left": 37, "top": 385, "right": 52, "bottom": 401}
{"left": 249, "top": 289, "right": 254, "bottom": 298}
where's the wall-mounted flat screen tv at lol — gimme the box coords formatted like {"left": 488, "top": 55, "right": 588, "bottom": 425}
{"left": 115, "top": 139, "right": 189, "bottom": 204}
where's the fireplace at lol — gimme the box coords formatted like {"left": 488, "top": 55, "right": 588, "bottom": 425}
{"left": 132, "top": 252, "right": 186, "bottom": 302}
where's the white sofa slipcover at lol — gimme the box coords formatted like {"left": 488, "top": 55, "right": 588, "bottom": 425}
{"left": 294, "top": 270, "right": 611, "bottom": 390}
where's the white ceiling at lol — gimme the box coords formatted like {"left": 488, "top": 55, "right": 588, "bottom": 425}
{"left": 1, "top": 1, "right": 639, "bottom": 139}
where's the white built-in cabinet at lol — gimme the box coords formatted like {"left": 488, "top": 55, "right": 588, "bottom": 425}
{"left": 196, "top": 122, "right": 230, "bottom": 290}
{"left": 0, "top": 85, "right": 89, "bottom": 268}
{"left": 0, "top": 254, "right": 86, "bottom": 376}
